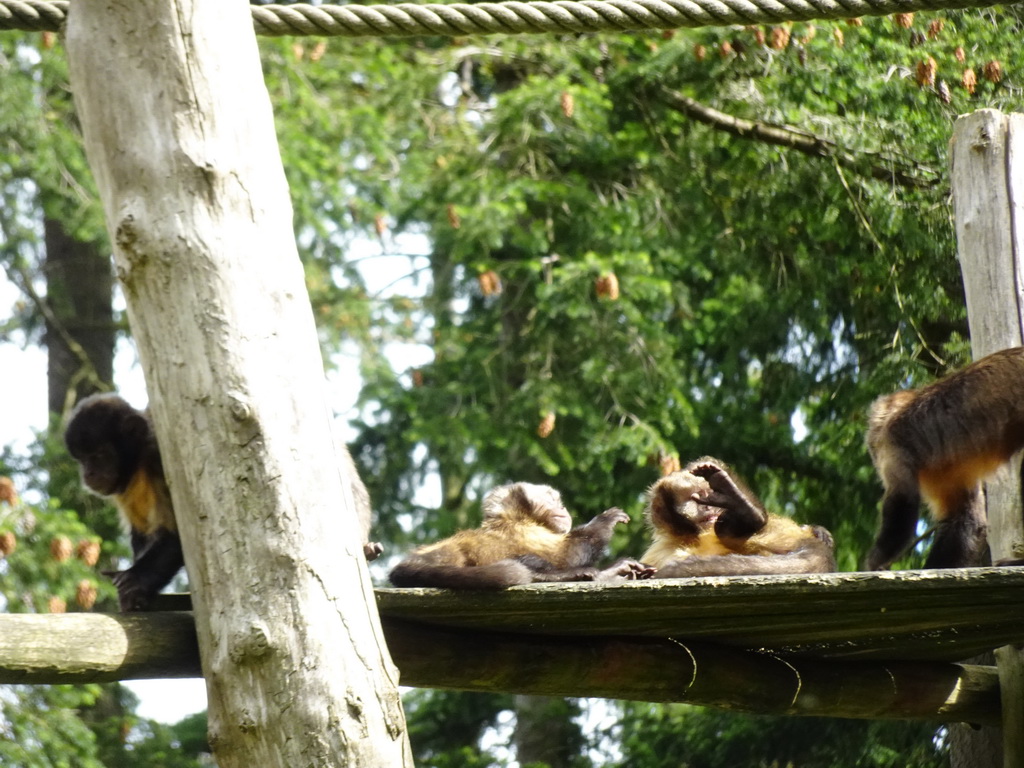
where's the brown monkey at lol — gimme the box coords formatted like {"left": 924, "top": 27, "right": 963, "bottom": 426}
{"left": 65, "top": 394, "right": 182, "bottom": 611}
{"left": 66, "top": 393, "right": 381, "bottom": 611}
{"left": 389, "top": 482, "right": 651, "bottom": 589}
{"left": 642, "top": 457, "right": 835, "bottom": 577}
{"left": 865, "top": 346, "right": 1024, "bottom": 570}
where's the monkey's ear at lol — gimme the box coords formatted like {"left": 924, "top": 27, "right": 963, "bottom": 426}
{"left": 119, "top": 412, "right": 151, "bottom": 443}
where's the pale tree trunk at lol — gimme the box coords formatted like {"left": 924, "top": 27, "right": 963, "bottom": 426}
{"left": 950, "top": 108, "right": 1024, "bottom": 768}
{"left": 64, "top": 2, "right": 412, "bottom": 766}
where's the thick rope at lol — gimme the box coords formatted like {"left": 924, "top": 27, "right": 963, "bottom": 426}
{"left": 0, "top": 0, "right": 1005, "bottom": 38}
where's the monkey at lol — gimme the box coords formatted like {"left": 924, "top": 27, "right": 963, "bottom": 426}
{"left": 64, "top": 393, "right": 182, "bottom": 612}
{"left": 389, "top": 482, "right": 653, "bottom": 589}
{"left": 65, "top": 393, "right": 382, "bottom": 611}
{"left": 641, "top": 457, "right": 836, "bottom": 577}
{"left": 864, "top": 346, "right": 1024, "bottom": 570}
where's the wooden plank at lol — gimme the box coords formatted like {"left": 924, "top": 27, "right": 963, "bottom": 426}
{"left": 377, "top": 568, "right": 1024, "bottom": 661}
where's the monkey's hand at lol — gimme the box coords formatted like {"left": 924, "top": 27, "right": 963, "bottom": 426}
{"left": 103, "top": 569, "right": 155, "bottom": 612}
{"left": 594, "top": 559, "right": 657, "bottom": 581}
{"left": 863, "top": 546, "right": 894, "bottom": 571}
{"left": 592, "top": 507, "right": 630, "bottom": 528}
{"left": 688, "top": 460, "right": 743, "bottom": 509}
{"left": 363, "top": 541, "right": 384, "bottom": 562}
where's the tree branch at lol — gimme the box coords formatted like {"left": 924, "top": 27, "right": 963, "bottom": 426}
{"left": 659, "top": 88, "right": 940, "bottom": 190}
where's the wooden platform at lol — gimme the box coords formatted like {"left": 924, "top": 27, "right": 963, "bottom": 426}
{"left": 2, "top": 568, "right": 1021, "bottom": 724}
{"left": 377, "top": 567, "right": 1024, "bottom": 663}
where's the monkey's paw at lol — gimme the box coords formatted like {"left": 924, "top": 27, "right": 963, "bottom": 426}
{"left": 688, "top": 459, "right": 726, "bottom": 481}
{"left": 596, "top": 507, "right": 630, "bottom": 527}
{"left": 103, "top": 569, "right": 154, "bottom": 612}
{"left": 861, "top": 550, "right": 893, "bottom": 572}
{"left": 364, "top": 541, "right": 384, "bottom": 562}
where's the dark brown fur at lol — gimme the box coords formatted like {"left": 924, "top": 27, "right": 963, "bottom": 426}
{"left": 865, "top": 346, "right": 1024, "bottom": 570}
{"left": 66, "top": 394, "right": 381, "bottom": 611}
{"left": 389, "top": 482, "right": 651, "bottom": 589}
{"left": 65, "top": 394, "right": 182, "bottom": 611}
{"left": 642, "top": 457, "right": 835, "bottom": 577}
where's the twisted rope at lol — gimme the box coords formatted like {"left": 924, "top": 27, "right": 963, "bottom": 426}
{"left": 0, "top": 0, "right": 1004, "bottom": 38}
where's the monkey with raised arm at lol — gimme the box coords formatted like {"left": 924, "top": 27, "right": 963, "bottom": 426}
{"left": 642, "top": 457, "right": 835, "bottom": 577}
{"left": 865, "top": 346, "right": 1024, "bottom": 570}
{"left": 389, "top": 482, "right": 651, "bottom": 589}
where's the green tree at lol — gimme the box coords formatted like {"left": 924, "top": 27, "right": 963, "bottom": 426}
{"left": 4, "top": 7, "right": 1023, "bottom": 766}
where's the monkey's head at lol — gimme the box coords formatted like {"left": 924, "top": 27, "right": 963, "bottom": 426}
{"left": 482, "top": 482, "right": 572, "bottom": 533}
{"left": 645, "top": 470, "right": 718, "bottom": 538}
{"left": 65, "top": 394, "right": 150, "bottom": 497}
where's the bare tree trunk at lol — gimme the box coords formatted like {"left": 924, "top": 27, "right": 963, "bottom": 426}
{"left": 43, "top": 216, "right": 114, "bottom": 414}
{"left": 950, "top": 108, "right": 1024, "bottom": 768}
{"left": 64, "top": 2, "right": 412, "bottom": 766}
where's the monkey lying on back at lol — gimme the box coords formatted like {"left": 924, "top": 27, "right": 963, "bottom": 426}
{"left": 865, "top": 346, "right": 1024, "bottom": 570}
{"left": 642, "top": 457, "right": 835, "bottom": 577}
{"left": 65, "top": 393, "right": 381, "bottom": 611}
{"left": 389, "top": 482, "right": 653, "bottom": 588}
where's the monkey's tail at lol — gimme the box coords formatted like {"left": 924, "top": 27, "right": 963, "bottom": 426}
{"left": 389, "top": 560, "right": 531, "bottom": 589}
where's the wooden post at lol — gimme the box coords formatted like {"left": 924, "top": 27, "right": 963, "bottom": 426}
{"left": 63, "top": 2, "right": 412, "bottom": 766}
{"left": 951, "top": 108, "right": 1024, "bottom": 768}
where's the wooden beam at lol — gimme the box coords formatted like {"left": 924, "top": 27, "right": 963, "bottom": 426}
{"left": 0, "top": 611, "right": 1000, "bottom": 726}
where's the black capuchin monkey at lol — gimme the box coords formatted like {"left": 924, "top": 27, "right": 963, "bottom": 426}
{"left": 65, "top": 394, "right": 182, "bottom": 612}
{"left": 865, "top": 346, "right": 1024, "bottom": 570}
{"left": 389, "top": 482, "right": 653, "bottom": 589}
{"left": 642, "top": 457, "right": 835, "bottom": 577}
{"left": 65, "top": 393, "right": 382, "bottom": 611}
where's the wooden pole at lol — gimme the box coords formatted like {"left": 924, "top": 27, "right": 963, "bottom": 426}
{"left": 950, "top": 108, "right": 1024, "bottom": 768}
{"left": 0, "top": 612, "right": 1001, "bottom": 727}
{"left": 63, "top": 2, "right": 412, "bottom": 765}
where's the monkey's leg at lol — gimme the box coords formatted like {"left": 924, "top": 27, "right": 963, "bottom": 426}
{"left": 110, "top": 529, "right": 185, "bottom": 611}
{"left": 864, "top": 487, "right": 921, "bottom": 571}
{"left": 924, "top": 488, "right": 987, "bottom": 568}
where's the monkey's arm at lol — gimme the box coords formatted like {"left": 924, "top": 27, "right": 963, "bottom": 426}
{"left": 107, "top": 528, "right": 184, "bottom": 611}
{"left": 689, "top": 460, "right": 768, "bottom": 539}
{"left": 517, "top": 554, "right": 655, "bottom": 583}
{"left": 561, "top": 507, "right": 630, "bottom": 567}
{"left": 654, "top": 541, "right": 834, "bottom": 578}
